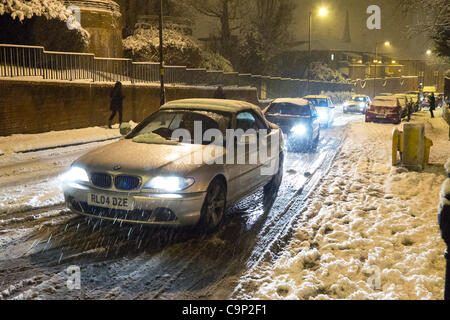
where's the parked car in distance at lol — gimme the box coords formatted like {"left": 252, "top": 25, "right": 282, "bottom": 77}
{"left": 365, "top": 96, "right": 402, "bottom": 124}
{"left": 62, "top": 99, "right": 285, "bottom": 232}
{"left": 393, "top": 94, "right": 410, "bottom": 118}
{"left": 303, "top": 95, "right": 335, "bottom": 128}
{"left": 263, "top": 98, "right": 320, "bottom": 152}
{"left": 343, "top": 95, "right": 371, "bottom": 114}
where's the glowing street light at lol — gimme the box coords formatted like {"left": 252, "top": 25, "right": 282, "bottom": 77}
{"left": 307, "top": 6, "right": 330, "bottom": 93}
{"left": 426, "top": 49, "right": 432, "bottom": 55}
{"left": 373, "top": 41, "right": 391, "bottom": 97}
{"left": 318, "top": 7, "right": 328, "bottom": 17}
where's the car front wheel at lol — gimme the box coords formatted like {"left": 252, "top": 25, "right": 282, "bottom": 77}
{"left": 198, "top": 178, "right": 227, "bottom": 233}
{"left": 264, "top": 153, "right": 284, "bottom": 195}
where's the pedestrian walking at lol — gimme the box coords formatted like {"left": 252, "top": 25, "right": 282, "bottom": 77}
{"left": 438, "top": 161, "right": 450, "bottom": 300}
{"left": 108, "top": 81, "right": 124, "bottom": 129}
{"left": 214, "top": 86, "right": 226, "bottom": 99}
{"left": 429, "top": 93, "right": 436, "bottom": 118}
{"left": 407, "top": 98, "right": 413, "bottom": 122}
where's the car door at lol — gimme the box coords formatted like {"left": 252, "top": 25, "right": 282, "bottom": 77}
{"left": 310, "top": 105, "right": 320, "bottom": 139}
{"left": 227, "top": 110, "right": 270, "bottom": 200}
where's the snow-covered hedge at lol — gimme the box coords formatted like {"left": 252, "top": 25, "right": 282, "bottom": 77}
{"left": 123, "top": 26, "right": 202, "bottom": 67}
{"left": 123, "top": 26, "right": 233, "bottom": 71}
{"left": 321, "top": 91, "right": 353, "bottom": 105}
{"left": 310, "top": 62, "right": 348, "bottom": 83}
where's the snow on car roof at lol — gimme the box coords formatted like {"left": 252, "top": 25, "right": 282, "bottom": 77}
{"left": 445, "top": 158, "right": 450, "bottom": 175}
{"left": 304, "top": 95, "right": 329, "bottom": 99}
{"left": 161, "top": 99, "right": 261, "bottom": 114}
{"left": 271, "top": 98, "right": 310, "bottom": 106}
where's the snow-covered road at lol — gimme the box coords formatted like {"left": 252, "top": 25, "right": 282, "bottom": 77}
{"left": 0, "top": 113, "right": 357, "bottom": 300}
{"left": 0, "top": 111, "right": 448, "bottom": 300}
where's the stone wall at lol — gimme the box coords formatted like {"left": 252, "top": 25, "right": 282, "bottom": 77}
{"left": 66, "top": 0, "right": 123, "bottom": 57}
{"left": 0, "top": 79, "right": 260, "bottom": 136}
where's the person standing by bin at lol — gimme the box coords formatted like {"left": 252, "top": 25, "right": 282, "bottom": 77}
{"left": 429, "top": 93, "right": 436, "bottom": 118}
{"left": 108, "top": 81, "right": 124, "bottom": 129}
{"left": 439, "top": 160, "right": 450, "bottom": 300}
{"left": 407, "top": 98, "right": 413, "bottom": 122}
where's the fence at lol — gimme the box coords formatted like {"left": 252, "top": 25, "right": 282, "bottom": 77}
{"left": 0, "top": 43, "right": 354, "bottom": 98}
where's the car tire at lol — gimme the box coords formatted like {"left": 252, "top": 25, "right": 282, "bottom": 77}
{"left": 264, "top": 153, "right": 284, "bottom": 195}
{"left": 198, "top": 178, "right": 227, "bottom": 233}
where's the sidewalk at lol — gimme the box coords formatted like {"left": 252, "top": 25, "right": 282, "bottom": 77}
{"left": 0, "top": 124, "right": 129, "bottom": 156}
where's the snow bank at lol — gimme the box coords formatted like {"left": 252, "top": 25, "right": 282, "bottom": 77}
{"left": 132, "top": 133, "right": 179, "bottom": 145}
{"left": 0, "top": 126, "right": 123, "bottom": 155}
{"left": 236, "top": 112, "right": 449, "bottom": 300}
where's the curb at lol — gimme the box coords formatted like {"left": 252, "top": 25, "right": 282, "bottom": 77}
{"left": 14, "top": 136, "right": 121, "bottom": 154}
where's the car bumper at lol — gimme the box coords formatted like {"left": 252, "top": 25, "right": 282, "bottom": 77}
{"left": 365, "top": 112, "right": 400, "bottom": 123}
{"left": 344, "top": 105, "right": 366, "bottom": 113}
{"left": 63, "top": 182, "right": 206, "bottom": 227}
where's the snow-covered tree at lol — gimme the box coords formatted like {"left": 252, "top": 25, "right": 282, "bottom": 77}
{"left": 0, "top": 0, "right": 89, "bottom": 52}
{"left": 401, "top": 0, "right": 450, "bottom": 61}
{"left": 123, "top": 25, "right": 233, "bottom": 71}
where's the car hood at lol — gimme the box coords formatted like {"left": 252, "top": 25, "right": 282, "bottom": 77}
{"left": 74, "top": 139, "right": 223, "bottom": 176}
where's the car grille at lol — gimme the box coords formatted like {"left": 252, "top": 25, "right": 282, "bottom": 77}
{"left": 91, "top": 173, "right": 112, "bottom": 188}
{"left": 114, "top": 175, "right": 141, "bottom": 191}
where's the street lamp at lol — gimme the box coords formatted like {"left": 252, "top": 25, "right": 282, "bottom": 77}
{"left": 373, "top": 41, "right": 391, "bottom": 97}
{"left": 307, "top": 7, "right": 329, "bottom": 94}
{"left": 159, "top": 0, "right": 166, "bottom": 106}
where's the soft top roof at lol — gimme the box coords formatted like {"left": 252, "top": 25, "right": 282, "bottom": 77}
{"left": 303, "top": 95, "right": 329, "bottom": 99}
{"left": 161, "top": 98, "right": 261, "bottom": 114}
{"left": 271, "top": 98, "right": 310, "bottom": 106}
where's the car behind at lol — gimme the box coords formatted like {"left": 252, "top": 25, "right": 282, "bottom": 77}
{"left": 263, "top": 98, "right": 320, "bottom": 152}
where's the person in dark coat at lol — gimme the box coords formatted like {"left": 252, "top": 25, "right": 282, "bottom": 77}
{"left": 438, "top": 161, "right": 450, "bottom": 300}
{"left": 429, "top": 93, "right": 436, "bottom": 118}
{"left": 108, "top": 81, "right": 124, "bottom": 129}
{"left": 214, "top": 86, "right": 226, "bottom": 99}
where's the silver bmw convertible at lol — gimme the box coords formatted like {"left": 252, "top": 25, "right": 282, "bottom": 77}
{"left": 62, "top": 99, "right": 285, "bottom": 231}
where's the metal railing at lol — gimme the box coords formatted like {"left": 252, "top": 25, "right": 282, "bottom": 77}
{"left": 0, "top": 43, "right": 355, "bottom": 98}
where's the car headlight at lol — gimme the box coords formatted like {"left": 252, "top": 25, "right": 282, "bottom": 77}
{"left": 144, "top": 176, "right": 195, "bottom": 192}
{"left": 63, "top": 166, "right": 89, "bottom": 183}
{"left": 290, "top": 124, "right": 308, "bottom": 136}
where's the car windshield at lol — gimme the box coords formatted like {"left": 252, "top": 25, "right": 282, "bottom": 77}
{"left": 127, "top": 110, "right": 231, "bottom": 145}
{"left": 352, "top": 97, "right": 366, "bottom": 102}
{"left": 267, "top": 103, "right": 311, "bottom": 116}
{"left": 306, "top": 98, "right": 328, "bottom": 107}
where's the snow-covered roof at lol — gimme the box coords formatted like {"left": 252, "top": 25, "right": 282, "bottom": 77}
{"left": 271, "top": 98, "right": 309, "bottom": 106}
{"left": 304, "top": 95, "right": 329, "bottom": 99}
{"left": 162, "top": 99, "right": 261, "bottom": 114}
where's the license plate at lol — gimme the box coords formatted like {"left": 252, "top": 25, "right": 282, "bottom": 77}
{"left": 88, "top": 193, "right": 133, "bottom": 210}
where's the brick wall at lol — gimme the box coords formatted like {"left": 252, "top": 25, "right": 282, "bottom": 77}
{"left": 0, "top": 80, "right": 261, "bottom": 136}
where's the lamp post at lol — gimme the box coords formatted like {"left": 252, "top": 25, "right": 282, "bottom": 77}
{"left": 159, "top": 0, "right": 166, "bottom": 106}
{"left": 307, "top": 7, "right": 328, "bottom": 95}
{"left": 373, "top": 41, "right": 390, "bottom": 98}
